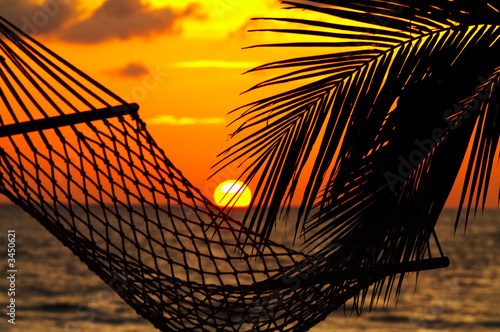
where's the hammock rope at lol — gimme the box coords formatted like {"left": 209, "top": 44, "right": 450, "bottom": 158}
{"left": 0, "top": 17, "right": 449, "bottom": 331}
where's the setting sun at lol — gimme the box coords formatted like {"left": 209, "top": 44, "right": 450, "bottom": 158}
{"left": 213, "top": 180, "right": 252, "bottom": 208}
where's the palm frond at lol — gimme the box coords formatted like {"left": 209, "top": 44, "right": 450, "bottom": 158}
{"left": 214, "top": 0, "right": 500, "bottom": 244}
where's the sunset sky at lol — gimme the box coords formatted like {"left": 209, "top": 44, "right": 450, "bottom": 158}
{"left": 1, "top": 0, "right": 499, "bottom": 208}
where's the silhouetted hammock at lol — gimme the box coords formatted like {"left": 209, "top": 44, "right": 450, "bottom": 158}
{"left": 0, "top": 0, "right": 499, "bottom": 331}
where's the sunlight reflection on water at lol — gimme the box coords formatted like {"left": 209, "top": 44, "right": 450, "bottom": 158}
{"left": 0, "top": 205, "right": 498, "bottom": 332}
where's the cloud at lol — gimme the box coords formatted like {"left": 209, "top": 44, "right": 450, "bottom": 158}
{"left": 170, "top": 60, "right": 261, "bottom": 69}
{"left": 114, "top": 62, "right": 149, "bottom": 78}
{"left": 0, "top": 0, "right": 76, "bottom": 36}
{"left": 146, "top": 115, "right": 225, "bottom": 126}
{"left": 60, "top": 0, "right": 202, "bottom": 43}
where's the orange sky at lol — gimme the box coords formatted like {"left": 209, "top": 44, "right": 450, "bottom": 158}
{"left": 3, "top": 0, "right": 499, "bottom": 208}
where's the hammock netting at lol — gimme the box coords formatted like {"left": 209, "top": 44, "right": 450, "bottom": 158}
{"left": 0, "top": 17, "right": 450, "bottom": 331}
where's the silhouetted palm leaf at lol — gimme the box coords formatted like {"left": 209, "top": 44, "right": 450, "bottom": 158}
{"left": 214, "top": 0, "right": 500, "bottom": 295}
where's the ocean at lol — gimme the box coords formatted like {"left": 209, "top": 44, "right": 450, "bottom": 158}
{"left": 0, "top": 205, "right": 499, "bottom": 332}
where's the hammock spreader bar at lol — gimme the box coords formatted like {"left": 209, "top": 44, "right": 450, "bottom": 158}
{"left": 0, "top": 103, "right": 139, "bottom": 137}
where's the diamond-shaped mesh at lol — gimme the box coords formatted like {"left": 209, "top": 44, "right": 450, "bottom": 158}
{"left": 0, "top": 17, "right": 448, "bottom": 331}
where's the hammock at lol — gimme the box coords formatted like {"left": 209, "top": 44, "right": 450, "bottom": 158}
{"left": 0, "top": 17, "right": 450, "bottom": 331}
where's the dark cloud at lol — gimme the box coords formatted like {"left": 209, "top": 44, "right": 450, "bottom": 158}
{"left": 60, "top": 0, "right": 202, "bottom": 44}
{"left": 114, "top": 62, "right": 149, "bottom": 78}
{"left": 0, "top": 0, "right": 76, "bottom": 36}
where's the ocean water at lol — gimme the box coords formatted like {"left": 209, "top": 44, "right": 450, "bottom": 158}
{"left": 0, "top": 204, "right": 498, "bottom": 332}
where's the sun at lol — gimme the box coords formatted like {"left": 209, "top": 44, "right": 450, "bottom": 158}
{"left": 213, "top": 180, "right": 252, "bottom": 208}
